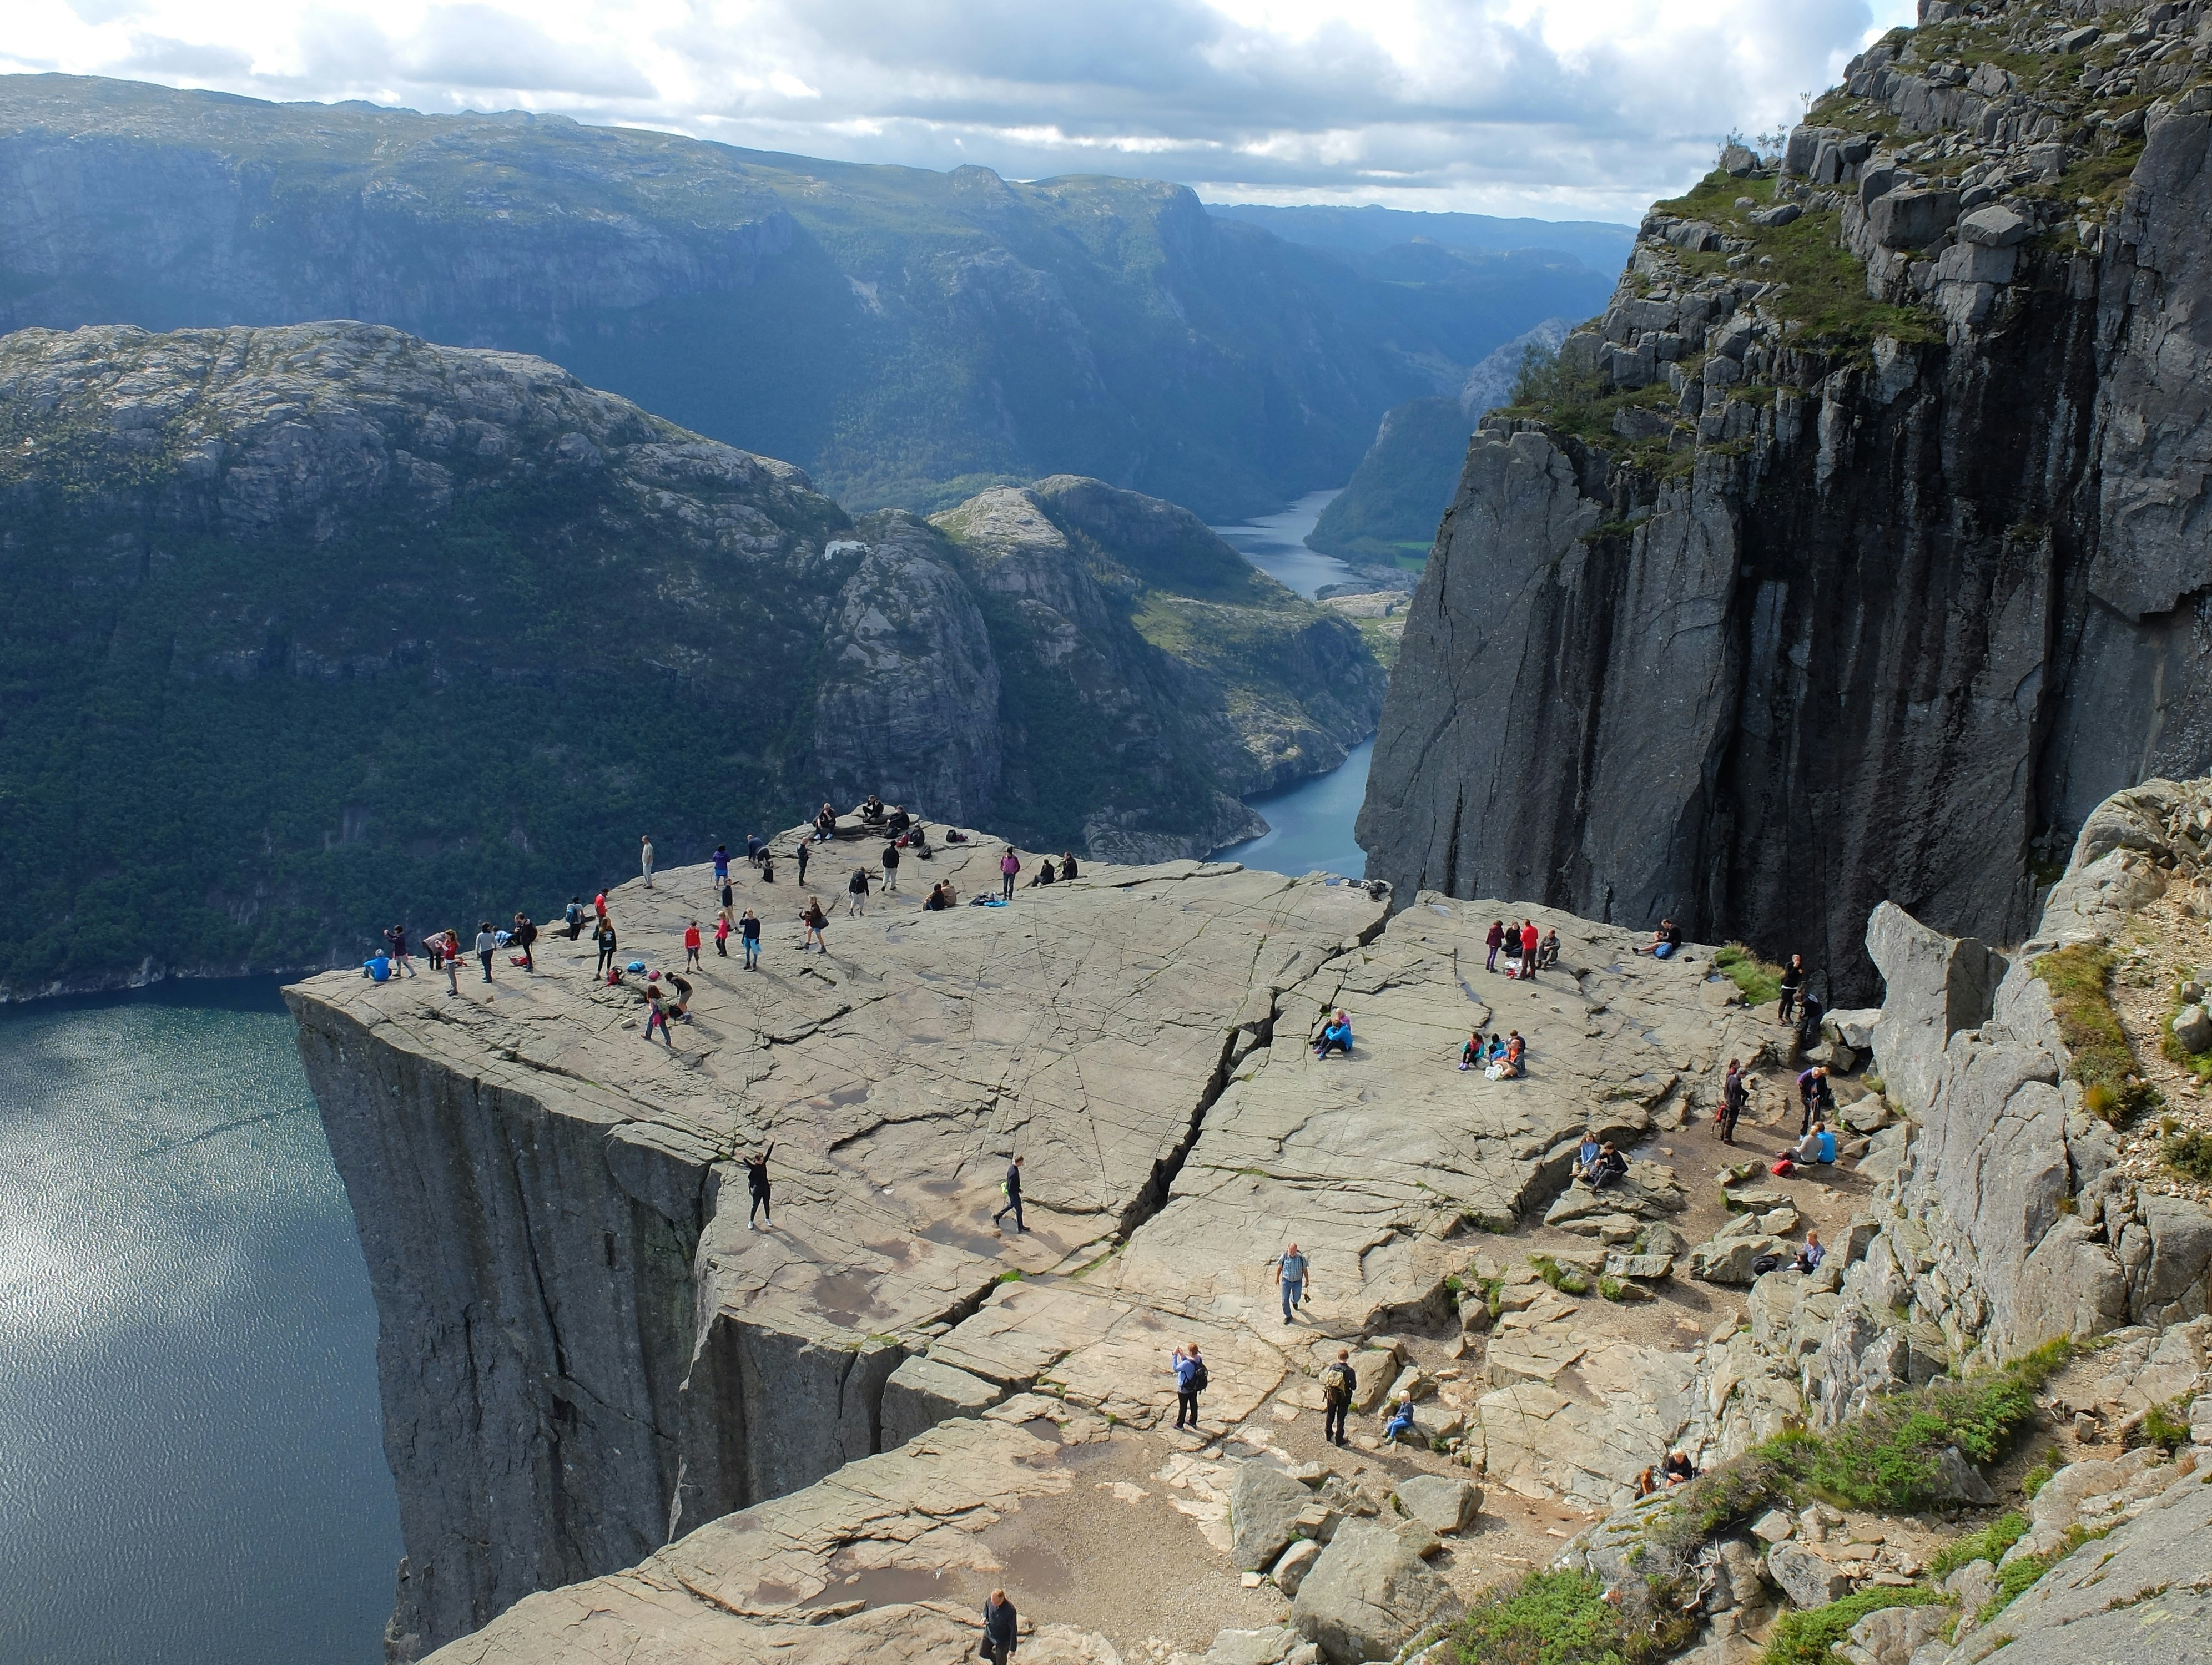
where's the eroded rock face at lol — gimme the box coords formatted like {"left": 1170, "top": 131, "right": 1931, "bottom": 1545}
{"left": 1288, "top": 1521, "right": 1460, "bottom": 1665}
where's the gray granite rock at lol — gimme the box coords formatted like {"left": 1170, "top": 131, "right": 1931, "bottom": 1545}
{"left": 1289, "top": 1520, "right": 1462, "bottom": 1664}
{"left": 1233, "top": 1461, "right": 1318, "bottom": 1572}
{"left": 1394, "top": 1475, "right": 1482, "bottom": 1535}
{"left": 1767, "top": 1540, "right": 1853, "bottom": 1608}
{"left": 881, "top": 1355, "right": 1006, "bottom": 1448}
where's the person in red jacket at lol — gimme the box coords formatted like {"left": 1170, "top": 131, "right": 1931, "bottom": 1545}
{"left": 1520, "top": 919, "right": 1540, "bottom": 977}
{"left": 683, "top": 920, "right": 702, "bottom": 969}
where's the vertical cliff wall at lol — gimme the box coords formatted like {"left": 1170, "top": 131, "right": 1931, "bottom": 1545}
{"left": 1359, "top": 0, "right": 2212, "bottom": 998}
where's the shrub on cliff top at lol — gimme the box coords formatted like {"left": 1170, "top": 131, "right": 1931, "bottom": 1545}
{"left": 1454, "top": 1570, "right": 1631, "bottom": 1665}
{"left": 1715, "top": 943, "right": 1784, "bottom": 1007}
{"left": 2033, "top": 945, "right": 2149, "bottom": 1123}
{"left": 1761, "top": 1585, "right": 1944, "bottom": 1665}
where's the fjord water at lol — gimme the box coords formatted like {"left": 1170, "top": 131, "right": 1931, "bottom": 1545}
{"left": 0, "top": 980, "right": 397, "bottom": 1665}
{"left": 1210, "top": 487, "right": 1372, "bottom": 879}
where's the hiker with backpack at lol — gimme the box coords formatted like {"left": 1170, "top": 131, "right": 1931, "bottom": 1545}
{"left": 1171, "top": 1343, "right": 1207, "bottom": 1431}
{"left": 993, "top": 1156, "right": 1025, "bottom": 1235}
{"left": 1320, "top": 1348, "right": 1355, "bottom": 1447}
{"left": 1272, "top": 1243, "right": 1309, "bottom": 1323}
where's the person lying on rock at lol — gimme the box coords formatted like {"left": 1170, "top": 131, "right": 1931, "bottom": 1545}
{"left": 1313, "top": 1009, "right": 1353, "bottom": 1058}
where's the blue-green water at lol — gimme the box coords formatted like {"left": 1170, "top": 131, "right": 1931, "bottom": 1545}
{"left": 0, "top": 980, "right": 398, "bottom": 1665}
{"left": 1212, "top": 738, "right": 1373, "bottom": 880}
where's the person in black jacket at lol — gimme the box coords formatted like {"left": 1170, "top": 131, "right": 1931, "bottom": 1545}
{"left": 994, "top": 1156, "right": 1025, "bottom": 1234}
{"left": 1721, "top": 1058, "right": 1747, "bottom": 1145}
{"left": 982, "top": 1590, "right": 1018, "bottom": 1665}
{"left": 745, "top": 1145, "right": 774, "bottom": 1231}
{"left": 1777, "top": 954, "right": 1806, "bottom": 1023}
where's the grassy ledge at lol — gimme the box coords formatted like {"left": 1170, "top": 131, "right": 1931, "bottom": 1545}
{"left": 2032, "top": 945, "right": 2148, "bottom": 1123}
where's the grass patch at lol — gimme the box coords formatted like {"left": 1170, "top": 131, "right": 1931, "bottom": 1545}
{"left": 1974, "top": 1524, "right": 2109, "bottom": 1626}
{"left": 1801, "top": 1343, "right": 2066, "bottom": 1511}
{"left": 1761, "top": 1585, "right": 1944, "bottom": 1665}
{"left": 2020, "top": 1451, "right": 2060, "bottom": 1501}
{"left": 2163, "top": 1129, "right": 2212, "bottom": 1182}
{"left": 2137, "top": 1397, "right": 2191, "bottom": 1452}
{"left": 1453, "top": 1568, "right": 1641, "bottom": 1665}
{"left": 1599, "top": 1275, "right": 1627, "bottom": 1301}
{"left": 995, "top": 1268, "right": 1025, "bottom": 1284}
{"left": 2033, "top": 945, "right": 2150, "bottom": 1123}
{"left": 1715, "top": 942, "right": 1785, "bottom": 1006}
{"left": 1530, "top": 1254, "right": 1592, "bottom": 1297}
{"left": 1929, "top": 1512, "right": 2027, "bottom": 1577}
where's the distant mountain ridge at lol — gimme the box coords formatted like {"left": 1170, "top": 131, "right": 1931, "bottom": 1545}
{"left": 1206, "top": 203, "right": 1637, "bottom": 269}
{"left": 0, "top": 74, "right": 1612, "bottom": 521}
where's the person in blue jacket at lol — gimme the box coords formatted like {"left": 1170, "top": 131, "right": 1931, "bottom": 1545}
{"left": 1382, "top": 1393, "right": 1418, "bottom": 1445}
{"left": 1314, "top": 1009, "right": 1353, "bottom": 1058}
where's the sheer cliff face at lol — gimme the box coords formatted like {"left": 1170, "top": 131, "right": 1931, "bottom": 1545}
{"left": 1361, "top": 0, "right": 2212, "bottom": 999}
{"left": 0, "top": 321, "right": 1377, "bottom": 995}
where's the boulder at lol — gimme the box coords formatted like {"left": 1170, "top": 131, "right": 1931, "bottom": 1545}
{"left": 1643, "top": 1224, "right": 1689, "bottom": 1258}
{"left": 1410, "top": 1404, "right": 1464, "bottom": 1444}
{"left": 1289, "top": 1520, "right": 1462, "bottom": 1664}
{"left": 1767, "top": 1541, "right": 1853, "bottom": 1608}
{"left": 1751, "top": 1508, "right": 1796, "bottom": 1543}
{"left": 880, "top": 1355, "right": 1008, "bottom": 1447}
{"left": 1692, "top": 1234, "right": 1787, "bottom": 1284}
{"left": 1202, "top": 1628, "right": 1302, "bottom": 1665}
{"left": 1928, "top": 1445, "right": 1997, "bottom": 1507}
{"left": 1866, "top": 903, "right": 2004, "bottom": 1117}
{"left": 2173, "top": 1003, "right": 2212, "bottom": 1054}
{"left": 1721, "top": 143, "right": 1758, "bottom": 176}
{"left": 1272, "top": 1540, "right": 1323, "bottom": 1598}
{"left": 1394, "top": 1519, "right": 1443, "bottom": 1559}
{"left": 1395, "top": 1474, "right": 1483, "bottom": 1535}
{"left": 1837, "top": 1602, "right": 1949, "bottom": 1665}
{"left": 1233, "top": 1461, "right": 1320, "bottom": 1572}
{"left": 1826, "top": 1007, "right": 1882, "bottom": 1050}
{"left": 1347, "top": 1351, "right": 1398, "bottom": 1413}
{"left": 1605, "top": 1253, "right": 1675, "bottom": 1281}
{"left": 1750, "top": 203, "right": 1802, "bottom": 228}
{"left": 1958, "top": 205, "right": 2032, "bottom": 249}
{"left": 1867, "top": 188, "right": 1958, "bottom": 250}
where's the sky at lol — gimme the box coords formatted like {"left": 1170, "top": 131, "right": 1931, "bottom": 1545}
{"left": 4, "top": 0, "right": 1919, "bottom": 221}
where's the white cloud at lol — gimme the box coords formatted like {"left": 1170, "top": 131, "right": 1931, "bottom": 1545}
{"left": 1, "top": 0, "right": 1916, "bottom": 219}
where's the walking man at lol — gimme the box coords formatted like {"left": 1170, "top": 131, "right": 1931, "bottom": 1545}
{"left": 1721, "top": 1057, "right": 1747, "bottom": 1145}
{"left": 475, "top": 920, "right": 497, "bottom": 984}
{"left": 1320, "top": 1347, "right": 1355, "bottom": 1447}
{"left": 384, "top": 923, "right": 416, "bottom": 977}
{"left": 641, "top": 834, "right": 655, "bottom": 889}
{"left": 1171, "top": 1343, "right": 1205, "bottom": 1431}
{"left": 684, "top": 920, "right": 703, "bottom": 970}
{"left": 1000, "top": 847, "right": 1020, "bottom": 900}
{"left": 994, "top": 1155, "right": 1025, "bottom": 1234}
{"left": 847, "top": 865, "right": 871, "bottom": 917}
{"left": 981, "top": 1590, "right": 1019, "bottom": 1665}
{"left": 881, "top": 839, "right": 900, "bottom": 892}
{"left": 1273, "top": 1242, "right": 1309, "bottom": 1323}
{"left": 745, "top": 1144, "right": 773, "bottom": 1230}
{"left": 740, "top": 908, "right": 762, "bottom": 970}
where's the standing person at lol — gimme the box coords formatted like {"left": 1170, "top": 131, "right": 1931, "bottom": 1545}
{"left": 719, "top": 877, "right": 735, "bottom": 929}
{"left": 593, "top": 890, "right": 609, "bottom": 926}
{"left": 512, "top": 912, "right": 537, "bottom": 973}
{"left": 1721, "top": 1058, "right": 1747, "bottom": 1145}
{"left": 384, "top": 923, "right": 416, "bottom": 977}
{"left": 683, "top": 920, "right": 703, "bottom": 970}
{"left": 744, "top": 1144, "right": 774, "bottom": 1229}
{"left": 847, "top": 865, "right": 871, "bottom": 917}
{"left": 643, "top": 986, "right": 673, "bottom": 1046}
{"left": 713, "top": 844, "right": 731, "bottom": 890}
{"left": 1273, "top": 1242, "right": 1310, "bottom": 1323}
{"left": 1320, "top": 1348, "right": 1356, "bottom": 1446}
{"left": 1795, "top": 987, "right": 1826, "bottom": 1057}
{"left": 640, "top": 834, "right": 656, "bottom": 889}
{"left": 564, "top": 897, "right": 585, "bottom": 940}
{"left": 595, "top": 918, "right": 619, "bottom": 979}
{"left": 999, "top": 847, "right": 1020, "bottom": 900}
{"left": 881, "top": 839, "right": 900, "bottom": 892}
{"left": 714, "top": 915, "right": 731, "bottom": 957}
{"left": 981, "top": 1590, "right": 1018, "bottom": 1665}
{"left": 1171, "top": 1344, "right": 1205, "bottom": 1431}
{"left": 475, "top": 921, "right": 497, "bottom": 985}
{"left": 1519, "top": 919, "right": 1540, "bottom": 977}
{"left": 795, "top": 840, "right": 810, "bottom": 887}
{"left": 801, "top": 896, "right": 828, "bottom": 952}
{"left": 740, "top": 908, "right": 762, "bottom": 970}
{"left": 1777, "top": 954, "right": 1806, "bottom": 1024}
{"left": 994, "top": 1156, "right": 1025, "bottom": 1235}
{"left": 1796, "top": 1064, "right": 1832, "bottom": 1134}
{"left": 1485, "top": 919, "right": 1505, "bottom": 973}
{"left": 439, "top": 930, "right": 462, "bottom": 996}
{"left": 758, "top": 845, "right": 775, "bottom": 884}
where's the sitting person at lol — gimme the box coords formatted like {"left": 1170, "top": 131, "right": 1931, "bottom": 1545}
{"left": 1794, "top": 1229, "right": 1826, "bottom": 1275}
{"left": 1660, "top": 1450, "right": 1696, "bottom": 1486}
{"left": 1314, "top": 1010, "right": 1353, "bottom": 1058}
{"left": 1028, "top": 859, "right": 1056, "bottom": 887}
{"left": 923, "top": 882, "right": 949, "bottom": 912}
{"left": 1498, "top": 1030, "right": 1526, "bottom": 1077}
{"left": 813, "top": 803, "right": 838, "bottom": 842}
{"left": 1460, "top": 1031, "right": 1486, "bottom": 1072}
{"left": 1633, "top": 919, "right": 1684, "bottom": 959}
{"left": 1589, "top": 1142, "right": 1627, "bottom": 1189}
{"left": 1059, "top": 852, "right": 1080, "bottom": 881}
{"left": 1575, "top": 1131, "right": 1603, "bottom": 1183}
{"left": 1781, "top": 1123, "right": 1825, "bottom": 1166}
{"left": 1538, "top": 929, "right": 1561, "bottom": 970}
{"left": 1632, "top": 1466, "right": 1659, "bottom": 1499}
{"left": 1485, "top": 1033, "right": 1508, "bottom": 1064}
{"left": 1813, "top": 1122, "right": 1837, "bottom": 1164}
{"left": 1382, "top": 1394, "right": 1418, "bottom": 1445}
{"left": 887, "top": 805, "right": 912, "bottom": 834}
{"left": 859, "top": 793, "right": 886, "bottom": 823}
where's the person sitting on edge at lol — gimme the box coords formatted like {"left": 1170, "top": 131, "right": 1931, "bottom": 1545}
{"left": 860, "top": 793, "right": 886, "bottom": 823}
{"left": 1314, "top": 1009, "right": 1353, "bottom": 1058}
{"left": 1059, "top": 852, "right": 1080, "bottom": 881}
{"left": 814, "top": 803, "right": 837, "bottom": 842}
{"left": 1661, "top": 1450, "right": 1696, "bottom": 1486}
{"left": 887, "top": 805, "right": 911, "bottom": 834}
{"left": 1029, "top": 857, "right": 1056, "bottom": 887}
{"left": 1795, "top": 1230, "right": 1826, "bottom": 1275}
{"left": 1575, "top": 1131, "right": 1603, "bottom": 1183}
{"left": 1634, "top": 919, "right": 1685, "bottom": 958}
{"left": 1589, "top": 1142, "right": 1628, "bottom": 1189}
{"left": 1382, "top": 1394, "right": 1418, "bottom": 1445}
{"left": 1460, "top": 1030, "right": 1486, "bottom": 1072}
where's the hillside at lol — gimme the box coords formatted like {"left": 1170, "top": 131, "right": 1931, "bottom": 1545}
{"left": 1359, "top": 0, "right": 2212, "bottom": 1000}
{"left": 0, "top": 322, "right": 1379, "bottom": 998}
{"left": 0, "top": 75, "right": 1594, "bottom": 521}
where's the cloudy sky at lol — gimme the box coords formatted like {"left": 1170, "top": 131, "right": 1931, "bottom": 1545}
{"left": 7, "top": 0, "right": 1914, "bottom": 220}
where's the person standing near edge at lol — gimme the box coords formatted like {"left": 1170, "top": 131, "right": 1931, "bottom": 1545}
{"left": 641, "top": 834, "right": 655, "bottom": 889}
{"left": 1320, "top": 1347, "right": 1355, "bottom": 1446}
{"left": 1171, "top": 1342, "right": 1206, "bottom": 1431}
{"left": 981, "top": 1589, "right": 1018, "bottom": 1665}
{"left": 475, "top": 920, "right": 497, "bottom": 985}
{"left": 1000, "top": 846, "right": 1020, "bottom": 900}
{"left": 994, "top": 1155, "right": 1025, "bottom": 1234}
{"left": 1485, "top": 919, "right": 1505, "bottom": 973}
{"left": 745, "top": 1144, "right": 774, "bottom": 1230}
{"left": 741, "top": 907, "right": 762, "bottom": 970}
{"left": 1273, "top": 1242, "right": 1309, "bottom": 1323}
{"left": 881, "top": 837, "right": 900, "bottom": 892}
{"left": 712, "top": 843, "right": 730, "bottom": 891}
{"left": 1778, "top": 953, "right": 1805, "bottom": 1023}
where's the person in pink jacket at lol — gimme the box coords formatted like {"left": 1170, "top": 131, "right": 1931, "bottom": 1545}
{"left": 1000, "top": 847, "right": 1021, "bottom": 900}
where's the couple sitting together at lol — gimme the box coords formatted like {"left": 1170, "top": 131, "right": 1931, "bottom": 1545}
{"left": 1574, "top": 1132, "right": 1627, "bottom": 1189}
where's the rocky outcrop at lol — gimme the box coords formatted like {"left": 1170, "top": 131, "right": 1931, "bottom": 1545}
{"left": 0, "top": 322, "right": 1378, "bottom": 996}
{"left": 1360, "top": 0, "right": 2212, "bottom": 1000}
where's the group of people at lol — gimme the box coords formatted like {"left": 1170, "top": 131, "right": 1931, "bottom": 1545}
{"left": 1484, "top": 919, "right": 1559, "bottom": 978}
{"left": 1573, "top": 1132, "right": 1628, "bottom": 1189}
{"left": 1459, "top": 1027, "right": 1526, "bottom": 1078}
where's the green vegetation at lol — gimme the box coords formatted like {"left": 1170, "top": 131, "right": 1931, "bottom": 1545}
{"left": 2033, "top": 946, "right": 2149, "bottom": 1123}
{"left": 2019, "top": 1451, "right": 2060, "bottom": 1501}
{"left": 2138, "top": 1397, "right": 2191, "bottom": 1452}
{"left": 1976, "top": 1525, "right": 2109, "bottom": 1624}
{"left": 1530, "top": 1254, "right": 1592, "bottom": 1297}
{"left": 2163, "top": 1129, "right": 2212, "bottom": 1182}
{"left": 1930, "top": 1512, "right": 2027, "bottom": 1577}
{"left": 1307, "top": 395, "right": 1467, "bottom": 566}
{"left": 1715, "top": 942, "right": 1785, "bottom": 1006}
{"left": 1802, "top": 1343, "right": 2066, "bottom": 1511}
{"left": 1761, "top": 1586, "right": 1943, "bottom": 1665}
{"left": 1454, "top": 1570, "right": 1636, "bottom": 1665}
